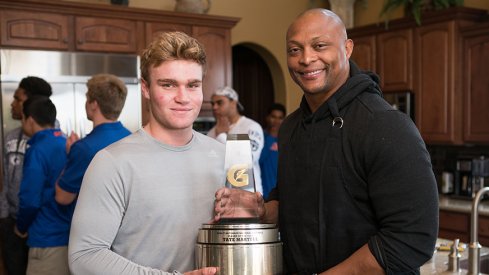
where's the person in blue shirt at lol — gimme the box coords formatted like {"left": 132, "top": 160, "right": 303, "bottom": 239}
{"left": 55, "top": 74, "right": 131, "bottom": 206}
{"left": 14, "top": 96, "right": 69, "bottom": 275}
{"left": 0, "top": 76, "right": 53, "bottom": 275}
{"left": 259, "top": 103, "right": 286, "bottom": 200}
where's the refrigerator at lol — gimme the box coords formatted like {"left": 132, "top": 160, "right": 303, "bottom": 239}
{"left": 0, "top": 49, "right": 142, "bottom": 140}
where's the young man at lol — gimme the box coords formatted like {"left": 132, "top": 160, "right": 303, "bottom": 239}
{"left": 215, "top": 9, "right": 438, "bottom": 274}
{"left": 55, "top": 74, "right": 131, "bottom": 206}
{"left": 0, "top": 76, "right": 53, "bottom": 275}
{"left": 15, "top": 96, "right": 69, "bottom": 275}
{"left": 207, "top": 87, "right": 264, "bottom": 194}
{"left": 69, "top": 32, "right": 222, "bottom": 275}
{"left": 259, "top": 103, "right": 286, "bottom": 200}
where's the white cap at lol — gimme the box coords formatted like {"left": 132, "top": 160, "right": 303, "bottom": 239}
{"left": 213, "top": 86, "right": 244, "bottom": 112}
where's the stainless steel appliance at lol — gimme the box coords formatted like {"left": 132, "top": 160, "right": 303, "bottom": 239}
{"left": 383, "top": 91, "right": 414, "bottom": 121}
{"left": 195, "top": 223, "right": 283, "bottom": 275}
{"left": 0, "top": 49, "right": 141, "bottom": 141}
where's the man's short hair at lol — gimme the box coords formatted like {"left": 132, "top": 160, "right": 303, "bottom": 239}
{"left": 23, "top": 96, "right": 56, "bottom": 127}
{"left": 140, "top": 31, "right": 207, "bottom": 84}
{"left": 19, "top": 76, "right": 52, "bottom": 98}
{"left": 267, "top": 103, "right": 286, "bottom": 115}
{"left": 86, "top": 74, "right": 128, "bottom": 120}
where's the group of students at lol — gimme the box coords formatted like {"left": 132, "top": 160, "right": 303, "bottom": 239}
{"left": 0, "top": 7, "right": 439, "bottom": 275}
{"left": 0, "top": 74, "right": 131, "bottom": 275}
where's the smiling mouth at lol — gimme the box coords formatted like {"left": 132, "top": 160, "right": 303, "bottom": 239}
{"left": 299, "top": 69, "right": 323, "bottom": 77}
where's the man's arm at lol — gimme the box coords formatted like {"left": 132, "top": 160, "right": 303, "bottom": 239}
{"left": 54, "top": 141, "right": 86, "bottom": 205}
{"left": 16, "top": 149, "right": 45, "bottom": 234}
{"left": 55, "top": 181, "right": 77, "bottom": 205}
{"left": 319, "top": 244, "right": 384, "bottom": 275}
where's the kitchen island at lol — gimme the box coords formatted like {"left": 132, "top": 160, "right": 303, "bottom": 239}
{"left": 421, "top": 239, "right": 489, "bottom": 274}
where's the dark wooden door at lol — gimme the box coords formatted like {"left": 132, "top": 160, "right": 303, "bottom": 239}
{"left": 232, "top": 45, "right": 274, "bottom": 127}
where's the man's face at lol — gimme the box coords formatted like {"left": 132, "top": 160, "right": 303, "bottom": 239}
{"left": 11, "top": 88, "right": 28, "bottom": 120}
{"left": 266, "top": 109, "right": 285, "bottom": 132}
{"left": 141, "top": 59, "right": 203, "bottom": 131}
{"left": 85, "top": 94, "right": 95, "bottom": 121}
{"left": 286, "top": 11, "right": 352, "bottom": 97}
{"left": 21, "top": 115, "right": 34, "bottom": 137}
{"left": 210, "top": 95, "right": 235, "bottom": 118}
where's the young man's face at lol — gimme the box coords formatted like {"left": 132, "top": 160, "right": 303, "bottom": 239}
{"left": 266, "top": 109, "right": 285, "bottom": 131}
{"left": 210, "top": 95, "right": 235, "bottom": 119}
{"left": 11, "top": 88, "right": 28, "bottom": 120}
{"left": 142, "top": 59, "right": 203, "bottom": 131}
{"left": 21, "top": 115, "right": 34, "bottom": 137}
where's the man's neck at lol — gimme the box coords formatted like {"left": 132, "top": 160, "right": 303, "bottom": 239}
{"left": 92, "top": 117, "right": 116, "bottom": 128}
{"left": 229, "top": 113, "right": 241, "bottom": 125}
{"left": 143, "top": 120, "right": 193, "bottom": 146}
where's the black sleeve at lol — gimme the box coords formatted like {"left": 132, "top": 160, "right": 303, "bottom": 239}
{"left": 362, "top": 111, "right": 438, "bottom": 273}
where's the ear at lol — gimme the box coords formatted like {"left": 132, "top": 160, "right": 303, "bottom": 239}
{"left": 141, "top": 78, "right": 151, "bottom": 100}
{"left": 345, "top": 38, "right": 354, "bottom": 59}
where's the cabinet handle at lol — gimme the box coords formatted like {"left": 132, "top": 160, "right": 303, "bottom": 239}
{"left": 63, "top": 38, "right": 68, "bottom": 44}
{"left": 77, "top": 39, "right": 84, "bottom": 44}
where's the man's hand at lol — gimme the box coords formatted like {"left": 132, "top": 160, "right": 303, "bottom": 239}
{"left": 66, "top": 131, "right": 80, "bottom": 154}
{"left": 184, "top": 267, "right": 218, "bottom": 275}
{"left": 214, "top": 116, "right": 231, "bottom": 136}
{"left": 14, "top": 225, "right": 27, "bottom": 239}
{"left": 213, "top": 187, "right": 265, "bottom": 222}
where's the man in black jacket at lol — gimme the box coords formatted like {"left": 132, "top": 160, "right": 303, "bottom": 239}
{"left": 214, "top": 8, "right": 438, "bottom": 275}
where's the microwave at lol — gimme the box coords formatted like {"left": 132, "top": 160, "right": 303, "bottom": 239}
{"left": 383, "top": 91, "right": 414, "bottom": 121}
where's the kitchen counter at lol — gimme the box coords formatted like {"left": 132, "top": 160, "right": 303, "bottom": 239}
{"left": 421, "top": 239, "right": 489, "bottom": 274}
{"left": 439, "top": 195, "right": 489, "bottom": 216}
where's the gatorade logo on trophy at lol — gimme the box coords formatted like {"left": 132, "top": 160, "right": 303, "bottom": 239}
{"left": 224, "top": 134, "right": 255, "bottom": 193}
{"left": 221, "top": 134, "right": 258, "bottom": 223}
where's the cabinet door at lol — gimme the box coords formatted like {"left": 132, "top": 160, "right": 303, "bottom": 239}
{"left": 145, "top": 22, "right": 191, "bottom": 45}
{"left": 192, "top": 26, "right": 232, "bottom": 117}
{"left": 463, "top": 32, "right": 489, "bottom": 143}
{"left": 0, "top": 10, "right": 69, "bottom": 50}
{"left": 75, "top": 17, "right": 137, "bottom": 53}
{"left": 415, "top": 22, "right": 459, "bottom": 144}
{"left": 377, "top": 29, "right": 413, "bottom": 91}
{"left": 350, "top": 35, "right": 376, "bottom": 72}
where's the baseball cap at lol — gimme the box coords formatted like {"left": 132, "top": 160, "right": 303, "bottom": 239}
{"left": 213, "top": 86, "right": 244, "bottom": 112}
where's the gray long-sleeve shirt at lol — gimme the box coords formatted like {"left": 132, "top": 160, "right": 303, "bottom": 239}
{"left": 69, "top": 130, "right": 225, "bottom": 275}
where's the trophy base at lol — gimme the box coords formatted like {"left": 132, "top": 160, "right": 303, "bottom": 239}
{"left": 218, "top": 217, "right": 260, "bottom": 224}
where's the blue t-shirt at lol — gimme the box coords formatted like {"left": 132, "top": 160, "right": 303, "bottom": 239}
{"left": 58, "top": 121, "right": 131, "bottom": 194}
{"left": 17, "top": 128, "right": 68, "bottom": 247}
{"left": 259, "top": 132, "right": 279, "bottom": 200}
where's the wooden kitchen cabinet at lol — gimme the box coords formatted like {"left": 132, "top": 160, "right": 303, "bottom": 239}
{"left": 350, "top": 34, "right": 376, "bottom": 72}
{"left": 0, "top": 10, "right": 70, "bottom": 50}
{"left": 439, "top": 209, "right": 489, "bottom": 246}
{"left": 0, "top": 0, "right": 239, "bottom": 120}
{"left": 349, "top": 7, "right": 488, "bottom": 145}
{"left": 75, "top": 17, "right": 138, "bottom": 53}
{"left": 377, "top": 29, "right": 412, "bottom": 92}
{"left": 461, "top": 22, "right": 489, "bottom": 143}
{"left": 192, "top": 26, "right": 233, "bottom": 117}
{"left": 414, "top": 21, "right": 457, "bottom": 144}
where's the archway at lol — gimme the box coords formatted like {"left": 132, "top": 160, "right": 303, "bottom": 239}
{"left": 232, "top": 43, "right": 285, "bottom": 127}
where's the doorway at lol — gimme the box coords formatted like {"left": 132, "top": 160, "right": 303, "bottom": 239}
{"left": 232, "top": 45, "right": 274, "bottom": 127}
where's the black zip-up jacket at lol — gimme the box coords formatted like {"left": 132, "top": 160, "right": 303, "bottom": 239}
{"left": 268, "top": 61, "right": 438, "bottom": 274}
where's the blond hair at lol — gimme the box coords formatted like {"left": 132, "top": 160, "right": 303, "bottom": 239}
{"left": 140, "top": 31, "right": 207, "bottom": 84}
{"left": 86, "top": 74, "right": 127, "bottom": 120}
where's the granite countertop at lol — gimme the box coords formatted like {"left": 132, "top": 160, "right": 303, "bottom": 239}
{"left": 421, "top": 239, "right": 489, "bottom": 274}
{"left": 439, "top": 195, "right": 489, "bottom": 216}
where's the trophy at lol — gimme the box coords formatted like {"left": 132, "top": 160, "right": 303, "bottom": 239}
{"left": 221, "top": 134, "right": 259, "bottom": 223}
{"left": 195, "top": 134, "right": 283, "bottom": 275}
